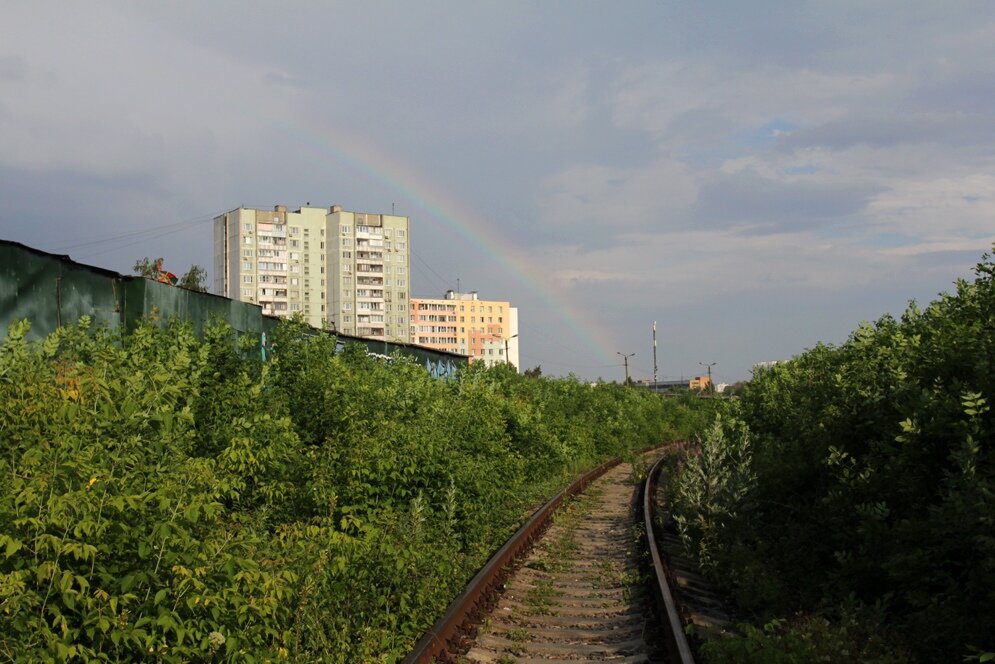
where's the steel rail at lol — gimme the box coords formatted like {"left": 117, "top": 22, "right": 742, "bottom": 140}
{"left": 401, "top": 455, "right": 624, "bottom": 663}
{"left": 644, "top": 453, "right": 696, "bottom": 664}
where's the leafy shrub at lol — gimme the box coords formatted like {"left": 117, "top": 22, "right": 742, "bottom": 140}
{"left": 0, "top": 314, "right": 706, "bottom": 661}
{"left": 669, "top": 248, "right": 995, "bottom": 661}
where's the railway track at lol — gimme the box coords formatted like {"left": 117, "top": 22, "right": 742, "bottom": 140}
{"left": 403, "top": 447, "right": 719, "bottom": 664}
{"left": 462, "top": 460, "right": 665, "bottom": 663}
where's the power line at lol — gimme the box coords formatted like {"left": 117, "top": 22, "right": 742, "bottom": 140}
{"left": 53, "top": 212, "right": 216, "bottom": 253}
{"left": 410, "top": 249, "right": 452, "bottom": 295}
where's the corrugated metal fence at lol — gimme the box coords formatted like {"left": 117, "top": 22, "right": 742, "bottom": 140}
{"left": 0, "top": 240, "right": 465, "bottom": 379}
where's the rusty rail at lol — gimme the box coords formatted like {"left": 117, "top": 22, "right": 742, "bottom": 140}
{"left": 643, "top": 453, "right": 696, "bottom": 664}
{"left": 401, "top": 455, "right": 623, "bottom": 663}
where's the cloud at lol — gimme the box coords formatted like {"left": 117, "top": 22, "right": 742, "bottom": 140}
{"left": 692, "top": 167, "right": 884, "bottom": 232}
{"left": 534, "top": 156, "right": 698, "bottom": 245}
{"left": 777, "top": 113, "right": 995, "bottom": 152}
{"left": 550, "top": 269, "right": 640, "bottom": 287}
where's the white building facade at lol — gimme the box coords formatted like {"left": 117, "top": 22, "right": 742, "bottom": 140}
{"left": 213, "top": 204, "right": 410, "bottom": 340}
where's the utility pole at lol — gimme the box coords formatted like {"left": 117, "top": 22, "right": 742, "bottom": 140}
{"left": 652, "top": 321, "right": 658, "bottom": 385}
{"left": 699, "top": 361, "right": 716, "bottom": 394}
{"left": 618, "top": 351, "right": 635, "bottom": 384}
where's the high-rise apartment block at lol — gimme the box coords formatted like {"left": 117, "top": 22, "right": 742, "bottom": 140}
{"left": 410, "top": 290, "right": 519, "bottom": 369}
{"left": 213, "top": 204, "right": 410, "bottom": 340}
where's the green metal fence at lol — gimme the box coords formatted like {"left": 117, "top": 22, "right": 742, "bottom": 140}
{"left": 0, "top": 239, "right": 465, "bottom": 379}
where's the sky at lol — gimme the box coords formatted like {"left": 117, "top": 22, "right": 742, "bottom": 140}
{"left": 2, "top": 2, "right": 994, "bottom": 383}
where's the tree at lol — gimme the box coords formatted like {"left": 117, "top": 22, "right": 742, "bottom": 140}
{"left": 523, "top": 365, "right": 543, "bottom": 379}
{"left": 133, "top": 257, "right": 207, "bottom": 291}
{"left": 179, "top": 265, "right": 208, "bottom": 292}
{"left": 133, "top": 256, "right": 165, "bottom": 278}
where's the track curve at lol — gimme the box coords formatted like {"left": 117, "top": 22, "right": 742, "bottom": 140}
{"left": 403, "top": 446, "right": 706, "bottom": 664}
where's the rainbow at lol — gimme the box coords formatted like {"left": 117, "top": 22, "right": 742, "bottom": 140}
{"left": 264, "top": 113, "right": 618, "bottom": 368}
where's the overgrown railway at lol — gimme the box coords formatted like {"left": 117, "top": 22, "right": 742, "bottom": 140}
{"left": 404, "top": 447, "right": 728, "bottom": 663}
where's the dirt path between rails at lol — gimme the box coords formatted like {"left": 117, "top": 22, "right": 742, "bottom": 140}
{"left": 462, "top": 462, "right": 667, "bottom": 664}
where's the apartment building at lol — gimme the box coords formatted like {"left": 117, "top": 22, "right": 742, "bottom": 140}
{"left": 213, "top": 204, "right": 410, "bottom": 341}
{"left": 327, "top": 207, "right": 410, "bottom": 341}
{"left": 410, "top": 290, "right": 519, "bottom": 369}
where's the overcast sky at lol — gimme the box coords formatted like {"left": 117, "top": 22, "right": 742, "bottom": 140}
{"left": 3, "top": 2, "right": 994, "bottom": 383}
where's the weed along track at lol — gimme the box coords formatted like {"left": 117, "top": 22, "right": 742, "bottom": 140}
{"left": 465, "top": 462, "right": 664, "bottom": 663}
{"left": 404, "top": 454, "right": 683, "bottom": 663}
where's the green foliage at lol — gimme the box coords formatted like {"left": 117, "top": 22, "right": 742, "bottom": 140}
{"left": 699, "top": 606, "right": 912, "bottom": 664}
{"left": 670, "top": 247, "right": 995, "bottom": 661}
{"left": 671, "top": 415, "right": 755, "bottom": 576}
{"left": 0, "top": 314, "right": 708, "bottom": 661}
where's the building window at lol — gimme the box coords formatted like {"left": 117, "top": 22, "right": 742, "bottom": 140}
{"left": 242, "top": 275, "right": 253, "bottom": 283}
{"left": 343, "top": 251, "right": 352, "bottom": 258}
{"left": 397, "top": 230, "right": 406, "bottom": 238}
{"left": 244, "top": 236, "right": 252, "bottom": 244}
{"left": 243, "top": 261, "right": 252, "bottom": 270}
{"left": 243, "top": 249, "right": 253, "bottom": 257}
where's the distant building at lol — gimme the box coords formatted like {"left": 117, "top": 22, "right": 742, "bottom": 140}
{"left": 213, "top": 204, "right": 410, "bottom": 341}
{"left": 689, "top": 375, "right": 712, "bottom": 391}
{"left": 410, "top": 290, "right": 519, "bottom": 369}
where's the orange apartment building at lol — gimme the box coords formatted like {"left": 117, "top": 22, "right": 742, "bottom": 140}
{"left": 689, "top": 375, "right": 712, "bottom": 391}
{"left": 410, "top": 290, "right": 519, "bottom": 369}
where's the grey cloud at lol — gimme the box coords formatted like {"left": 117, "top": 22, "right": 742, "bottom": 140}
{"left": 0, "top": 55, "right": 27, "bottom": 82}
{"left": 778, "top": 113, "right": 995, "bottom": 152}
{"left": 694, "top": 169, "right": 884, "bottom": 232}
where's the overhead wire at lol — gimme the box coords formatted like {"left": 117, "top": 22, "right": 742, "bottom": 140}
{"left": 52, "top": 212, "right": 216, "bottom": 253}
{"left": 410, "top": 249, "right": 452, "bottom": 295}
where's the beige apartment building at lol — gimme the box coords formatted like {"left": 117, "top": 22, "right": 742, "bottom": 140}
{"left": 410, "top": 290, "right": 519, "bottom": 369}
{"left": 213, "top": 204, "right": 410, "bottom": 340}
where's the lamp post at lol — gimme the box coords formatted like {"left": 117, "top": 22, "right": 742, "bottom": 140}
{"left": 699, "top": 361, "right": 716, "bottom": 394}
{"left": 617, "top": 351, "right": 635, "bottom": 384}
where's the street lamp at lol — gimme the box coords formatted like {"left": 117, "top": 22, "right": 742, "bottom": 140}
{"left": 699, "top": 361, "right": 716, "bottom": 393}
{"left": 617, "top": 351, "right": 635, "bottom": 384}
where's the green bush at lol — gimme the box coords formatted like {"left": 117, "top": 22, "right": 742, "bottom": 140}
{"left": 0, "top": 314, "right": 705, "bottom": 662}
{"left": 669, "top": 248, "right": 995, "bottom": 661}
